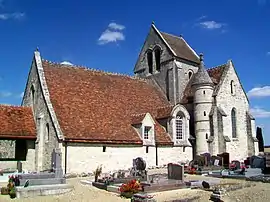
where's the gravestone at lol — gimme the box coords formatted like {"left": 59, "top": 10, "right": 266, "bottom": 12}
{"left": 130, "top": 157, "right": 147, "bottom": 179}
{"left": 218, "top": 152, "right": 230, "bottom": 169}
{"left": 200, "top": 153, "right": 211, "bottom": 166}
{"left": 250, "top": 155, "right": 265, "bottom": 169}
{"left": 51, "top": 148, "right": 63, "bottom": 178}
{"left": 167, "top": 163, "right": 183, "bottom": 180}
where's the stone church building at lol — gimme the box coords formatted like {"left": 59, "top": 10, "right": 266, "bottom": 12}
{"left": 0, "top": 23, "right": 258, "bottom": 174}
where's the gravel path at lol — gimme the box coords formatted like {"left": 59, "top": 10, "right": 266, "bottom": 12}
{"left": 0, "top": 174, "right": 270, "bottom": 201}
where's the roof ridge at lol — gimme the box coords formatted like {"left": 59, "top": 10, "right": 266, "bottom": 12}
{"left": 160, "top": 31, "right": 183, "bottom": 40}
{"left": 0, "top": 104, "right": 28, "bottom": 108}
{"left": 42, "top": 59, "right": 148, "bottom": 82}
{"left": 208, "top": 63, "right": 227, "bottom": 70}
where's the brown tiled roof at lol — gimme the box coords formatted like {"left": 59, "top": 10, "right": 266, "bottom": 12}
{"left": 207, "top": 64, "right": 226, "bottom": 85}
{"left": 154, "top": 123, "right": 172, "bottom": 146}
{"left": 160, "top": 32, "right": 200, "bottom": 64}
{"left": 42, "top": 60, "right": 172, "bottom": 145}
{"left": 181, "top": 65, "right": 226, "bottom": 104}
{"left": 0, "top": 105, "right": 36, "bottom": 139}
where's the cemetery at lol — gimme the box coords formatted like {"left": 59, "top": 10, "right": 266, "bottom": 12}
{"left": 2, "top": 151, "right": 270, "bottom": 200}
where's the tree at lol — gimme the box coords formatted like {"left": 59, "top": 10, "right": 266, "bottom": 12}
{"left": 256, "top": 127, "right": 264, "bottom": 152}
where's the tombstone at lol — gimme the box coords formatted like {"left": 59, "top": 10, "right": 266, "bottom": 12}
{"left": 167, "top": 163, "right": 183, "bottom": 180}
{"left": 193, "top": 155, "right": 205, "bottom": 167}
{"left": 130, "top": 157, "right": 147, "bottom": 178}
{"left": 211, "top": 156, "right": 222, "bottom": 166}
{"left": 217, "top": 152, "right": 230, "bottom": 169}
{"left": 250, "top": 156, "right": 265, "bottom": 169}
{"left": 51, "top": 148, "right": 63, "bottom": 178}
{"left": 17, "top": 161, "right": 22, "bottom": 173}
{"left": 200, "top": 153, "right": 211, "bottom": 166}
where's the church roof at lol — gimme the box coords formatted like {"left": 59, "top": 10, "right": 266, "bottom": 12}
{"left": 160, "top": 32, "right": 200, "bottom": 64}
{"left": 181, "top": 64, "right": 227, "bottom": 103}
{"left": 0, "top": 105, "right": 36, "bottom": 139}
{"left": 42, "top": 60, "right": 173, "bottom": 145}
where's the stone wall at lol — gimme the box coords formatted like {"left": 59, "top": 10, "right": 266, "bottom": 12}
{"left": 60, "top": 144, "right": 192, "bottom": 174}
{"left": 216, "top": 61, "right": 251, "bottom": 161}
{"left": 0, "top": 140, "right": 15, "bottom": 158}
{"left": 22, "top": 54, "right": 59, "bottom": 171}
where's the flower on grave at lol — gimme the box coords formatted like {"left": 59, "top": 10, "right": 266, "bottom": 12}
{"left": 119, "top": 179, "right": 142, "bottom": 194}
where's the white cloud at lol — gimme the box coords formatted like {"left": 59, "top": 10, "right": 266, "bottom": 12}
{"left": 247, "top": 86, "right": 270, "bottom": 98}
{"left": 108, "top": 22, "right": 125, "bottom": 30}
{"left": 98, "top": 22, "right": 125, "bottom": 45}
{"left": 250, "top": 107, "right": 270, "bottom": 118}
{"left": 0, "top": 91, "right": 12, "bottom": 98}
{"left": 199, "top": 21, "right": 224, "bottom": 29}
{"left": 61, "top": 61, "right": 73, "bottom": 66}
{"left": 0, "top": 12, "right": 25, "bottom": 20}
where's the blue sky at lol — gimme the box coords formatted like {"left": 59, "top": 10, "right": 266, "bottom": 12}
{"left": 0, "top": 0, "right": 270, "bottom": 143}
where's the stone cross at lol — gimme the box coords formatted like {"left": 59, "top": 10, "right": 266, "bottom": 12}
{"left": 52, "top": 148, "right": 63, "bottom": 178}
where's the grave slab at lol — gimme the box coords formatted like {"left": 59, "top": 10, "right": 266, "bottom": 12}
{"left": 20, "top": 178, "right": 66, "bottom": 186}
{"left": 15, "top": 184, "right": 73, "bottom": 198}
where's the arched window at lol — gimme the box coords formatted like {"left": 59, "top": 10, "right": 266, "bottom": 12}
{"left": 206, "top": 133, "right": 208, "bottom": 139}
{"left": 203, "top": 111, "right": 206, "bottom": 116}
{"left": 154, "top": 48, "right": 161, "bottom": 72}
{"left": 188, "top": 71, "right": 193, "bottom": 79}
{"left": 176, "top": 115, "right": 184, "bottom": 140}
{"left": 230, "top": 80, "right": 234, "bottom": 95}
{"left": 46, "top": 123, "right": 49, "bottom": 142}
{"left": 30, "top": 85, "right": 35, "bottom": 110}
{"left": 231, "top": 108, "right": 237, "bottom": 138}
{"left": 147, "top": 51, "right": 153, "bottom": 74}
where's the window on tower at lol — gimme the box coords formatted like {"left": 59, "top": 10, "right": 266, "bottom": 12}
{"left": 147, "top": 50, "right": 153, "bottom": 74}
{"left": 154, "top": 47, "right": 161, "bottom": 72}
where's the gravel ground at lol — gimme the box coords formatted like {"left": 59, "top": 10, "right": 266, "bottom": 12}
{"left": 0, "top": 172, "right": 270, "bottom": 201}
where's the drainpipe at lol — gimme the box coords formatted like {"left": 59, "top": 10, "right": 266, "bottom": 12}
{"left": 64, "top": 141, "right": 67, "bottom": 174}
{"left": 155, "top": 145, "right": 158, "bottom": 166}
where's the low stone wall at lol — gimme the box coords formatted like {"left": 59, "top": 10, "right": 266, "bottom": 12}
{"left": 0, "top": 161, "right": 17, "bottom": 171}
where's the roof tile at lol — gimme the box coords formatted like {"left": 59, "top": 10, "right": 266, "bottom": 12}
{"left": 0, "top": 105, "right": 36, "bottom": 139}
{"left": 42, "top": 60, "right": 172, "bottom": 145}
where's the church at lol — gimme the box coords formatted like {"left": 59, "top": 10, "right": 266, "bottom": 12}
{"left": 0, "top": 23, "right": 258, "bottom": 174}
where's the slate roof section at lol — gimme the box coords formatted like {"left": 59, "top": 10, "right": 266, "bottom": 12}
{"left": 160, "top": 32, "right": 200, "bottom": 64}
{"left": 42, "top": 60, "right": 173, "bottom": 145}
{"left": 0, "top": 105, "right": 36, "bottom": 139}
{"left": 191, "top": 56, "right": 213, "bottom": 86}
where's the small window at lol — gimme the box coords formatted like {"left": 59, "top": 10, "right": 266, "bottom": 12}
{"left": 31, "top": 85, "right": 35, "bottom": 110}
{"left": 231, "top": 108, "right": 237, "bottom": 138}
{"left": 230, "top": 80, "right": 235, "bottom": 95}
{"left": 204, "top": 111, "right": 206, "bottom": 116}
{"left": 206, "top": 133, "right": 208, "bottom": 139}
{"left": 203, "top": 90, "right": 205, "bottom": 95}
{"left": 146, "top": 146, "right": 149, "bottom": 153}
{"left": 144, "top": 126, "right": 151, "bottom": 139}
{"left": 154, "top": 48, "right": 161, "bottom": 72}
{"left": 183, "top": 147, "right": 186, "bottom": 152}
{"left": 147, "top": 51, "right": 153, "bottom": 74}
{"left": 45, "top": 123, "right": 49, "bottom": 142}
{"left": 188, "top": 71, "right": 193, "bottom": 79}
{"left": 103, "top": 146, "right": 106, "bottom": 152}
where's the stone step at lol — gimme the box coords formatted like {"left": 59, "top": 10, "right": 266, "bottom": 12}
{"left": 15, "top": 184, "right": 74, "bottom": 198}
{"left": 20, "top": 178, "right": 66, "bottom": 186}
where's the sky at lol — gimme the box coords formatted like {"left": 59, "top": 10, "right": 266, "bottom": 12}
{"left": 0, "top": 0, "right": 270, "bottom": 143}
